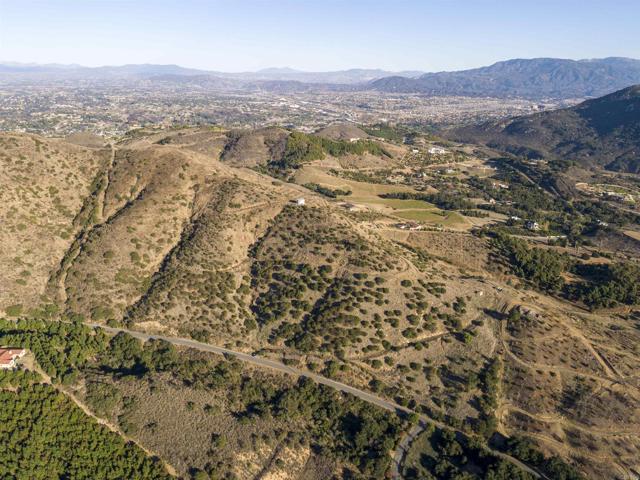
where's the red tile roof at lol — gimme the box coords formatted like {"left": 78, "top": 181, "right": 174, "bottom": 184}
{"left": 0, "top": 348, "right": 24, "bottom": 365}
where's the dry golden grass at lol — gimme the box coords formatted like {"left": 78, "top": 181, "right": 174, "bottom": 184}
{"left": 2, "top": 128, "right": 639, "bottom": 479}
{"left": 0, "top": 133, "right": 105, "bottom": 312}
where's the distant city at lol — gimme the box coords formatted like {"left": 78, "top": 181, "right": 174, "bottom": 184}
{"left": 0, "top": 82, "right": 558, "bottom": 137}
{"left": 0, "top": 59, "right": 601, "bottom": 137}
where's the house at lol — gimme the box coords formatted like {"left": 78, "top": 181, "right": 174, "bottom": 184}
{"left": 428, "top": 146, "right": 448, "bottom": 155}
{"left": 0, "top": 348, "right": 26, "bottom": 370}
{"left": 396, "top": 221, "right": 422, "bottom": 231}
{"left": 525, "top": 221, "right": 540, "bottom": 231}
{"left": 294, "top": 198, "right": 305, "bottom": 206}
{"left": 605, "top": 191, "right": 621, "bottom": 198}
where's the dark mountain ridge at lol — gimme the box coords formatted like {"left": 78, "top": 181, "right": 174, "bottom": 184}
{"left": 450, "top": 84, "right": 640, "bottom": 172}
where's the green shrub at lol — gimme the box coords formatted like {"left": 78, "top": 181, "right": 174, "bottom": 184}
{"left": 5, "top": 304, "right": 23, "bottom": 317}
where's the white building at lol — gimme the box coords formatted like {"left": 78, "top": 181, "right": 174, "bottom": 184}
{"left": 294, "top": 198, "right": 305, "bottom": 206}
{"left": 428, "top": 146, "right": 448, "bottom": 155}
{"left": 396, "top": 222, "right": 422, "bottom": 231}
{"left": 526, "top": 221, "right": 540, "bottom": 231}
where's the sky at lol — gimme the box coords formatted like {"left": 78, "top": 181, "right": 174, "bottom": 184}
{"left": 1, "top": 0, "right": 639, "bottom": 72}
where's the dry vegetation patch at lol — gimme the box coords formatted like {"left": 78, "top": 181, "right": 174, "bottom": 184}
{"left": 0, "top": 134, "right": 104, "bottom": 311}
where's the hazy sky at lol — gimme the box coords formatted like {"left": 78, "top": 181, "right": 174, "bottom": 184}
{"left": 1, "top": 0, "right": 639, "bottom": 72}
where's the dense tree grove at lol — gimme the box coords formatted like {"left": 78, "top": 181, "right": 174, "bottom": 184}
{"left": 491, "top": 233, "right": 568, "bottom": 291}
{"left": 567, "top": 261, "right": 640, "bottom": 308}
{"left": 303, "top": 182, "right": 352, "bottom": 198}
{"left": 270, "top": 377, "right": 405, "bottom": 478}
{"left": 362, "top": 123, "right": 413, "bottom": 143}
{"left": 0, "top": 318, "right": 108, "bottom": 383}
{"left": 491, "top": 232, "right": 640, "bottom": 309}
{"left": 0, "top": 385, "right": 170, "bottom": 480}
{"left": 274, "top": 131, "right": 390, "bottom": 171}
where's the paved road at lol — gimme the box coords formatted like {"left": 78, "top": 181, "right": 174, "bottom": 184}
{"left": 91, "top": 324, "right": 543, "bottom": 479}
{"left": 92, "top": 324, "right": 414, "bottom": 415}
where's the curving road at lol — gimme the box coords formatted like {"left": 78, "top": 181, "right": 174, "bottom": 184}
{"left": 91, "top": 323, "right": 544, "bottom": 479}
{"left": 91, "top": 324, "right": 414, "bottom": 416}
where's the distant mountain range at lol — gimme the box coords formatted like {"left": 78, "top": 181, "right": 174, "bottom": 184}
{"left": 450, "top": 84, "right": 640, "bottom": 173}
{"left": 0, "top": 62, "right": 421, "bottom": 84}
{"left": 369, "top": 57, "right": 640, "bottom": 99}
{"left": 2, "top": 57, "right": 640, "bottom": 99}
{"left": 229, "top": 67, "right": 424, "bottom": 84}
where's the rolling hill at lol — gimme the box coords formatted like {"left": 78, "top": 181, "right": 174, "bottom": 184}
{"left": 1, "top": 126, "right": 639, "bottom": 479}
{"left": 449, "top": 84, "right": 640, "bottom": 172}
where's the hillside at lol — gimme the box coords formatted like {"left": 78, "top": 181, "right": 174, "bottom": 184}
{"left": 1, "top": 126, "right": 639, "bottom": 479}
{"left": 450, "top": 85, "right": 640, "bottom": 173}
{"left": 0, "top": 134, "right": 106, "bottom": 310}
{"left": 370, "top": 57, "right": 640, "bottom": 99}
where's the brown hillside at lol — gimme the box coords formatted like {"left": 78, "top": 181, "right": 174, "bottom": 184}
{"left": 0, "top": 127, "right": 638, "bottom": 479}
{"left": 0, "top": 133, "right": 105, "bottom": 311}
{"left": 221, "top": 126, "right": 289, "bottom": 167}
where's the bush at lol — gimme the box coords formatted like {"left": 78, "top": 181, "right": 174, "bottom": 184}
{"left": 5, "top": 304, "right": 23, "bottom": 317}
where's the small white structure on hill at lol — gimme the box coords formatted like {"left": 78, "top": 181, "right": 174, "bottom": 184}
{"left": 428, "top": 146, "right": 448, "bottom": 155}
{"left": 294, "top": 198, "right": 305, "bottom": 206}
{"left": 395, "top": 221, "right": 422, "bottom": 231}
{"left": 526, "top": 221, "right": 540, "bottom": 231}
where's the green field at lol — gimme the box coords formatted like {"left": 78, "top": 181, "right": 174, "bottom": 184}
{"left": 296, "top": 166, "right": 469, "bottom": 228}
{"left": 395, "top": 210, "right": 466, "bottom": 226}
{"left": 347, "top": 196, "right": 435, "bottom": 210}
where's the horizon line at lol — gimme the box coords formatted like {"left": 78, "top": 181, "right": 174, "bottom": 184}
{"left": 1, "top": 56, "right": 638, "bottom": 75}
